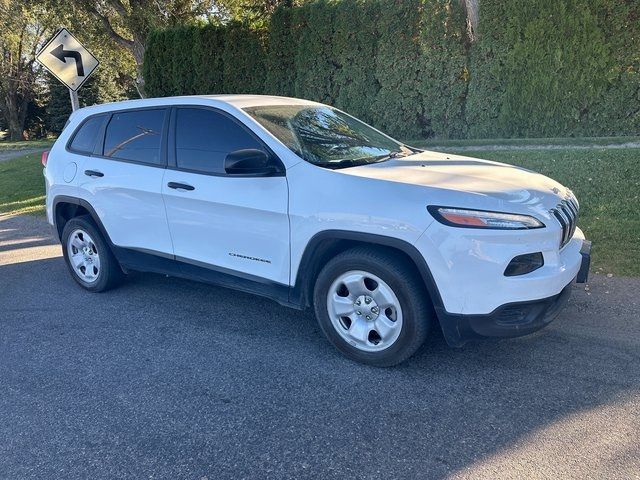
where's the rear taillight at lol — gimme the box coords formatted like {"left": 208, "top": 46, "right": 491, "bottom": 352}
{"left": 41, "top": 150, "right": 49, "bottom": 167}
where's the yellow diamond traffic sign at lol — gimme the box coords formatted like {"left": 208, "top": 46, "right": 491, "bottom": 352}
{"left": 36, "top": 28, "right": 99, "bottom": 91}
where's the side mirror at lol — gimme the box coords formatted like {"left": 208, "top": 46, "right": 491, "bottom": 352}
{"left": 224, "top": 149, "right": 277, "bottom": 176}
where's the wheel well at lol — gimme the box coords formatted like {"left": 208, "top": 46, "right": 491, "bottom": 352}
{"left": 295, "top": 237, "right": 434, "bottom": 309}
{"left": 54, "top": 202, "right": 90, "bottom": 240}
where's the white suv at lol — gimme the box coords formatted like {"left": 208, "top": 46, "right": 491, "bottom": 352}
{"left": 44, "top": 95, "right": 591, "bottom": 366}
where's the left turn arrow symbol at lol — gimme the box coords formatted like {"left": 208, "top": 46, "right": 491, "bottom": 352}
{"left": 50, "top": 44, "right": 85, "bottom": 76}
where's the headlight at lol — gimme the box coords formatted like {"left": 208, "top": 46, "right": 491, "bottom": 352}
{"left": 427, "top": 206, "right": 544, "bottom": 230}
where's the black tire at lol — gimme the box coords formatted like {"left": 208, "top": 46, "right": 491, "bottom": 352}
{"left": 313, "top": 246, "right": 433, "bottom": 367}
{"left": 61, "top": 215, "right": 124, "bottom": 292}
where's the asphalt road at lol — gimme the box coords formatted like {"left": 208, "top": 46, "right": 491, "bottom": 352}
{"left": 1, "top": 214, "right": 639, "bottom": 479}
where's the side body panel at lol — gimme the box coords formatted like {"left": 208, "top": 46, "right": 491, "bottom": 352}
{"left": 76, "top": 159, "right": 174, "bottom": 255}
{"left": 161, "top": 171, "right": 290, "bottom": 285}
{"left": 45, "top": 115, "right": 88, "bottom": 226}
{"left": 286, "top": 160, "right": 435, "bottom": 285}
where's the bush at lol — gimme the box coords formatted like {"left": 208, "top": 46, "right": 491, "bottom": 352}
{"left": 264, "top": 6, "right": 296, "bottom": 96}
{"left": 371, "top": 0, "right": 424, "bottom": 139}
{"left": 331, "top": 0, "right": 380, "bottom": 125}
{"left": 192, "top": 24, "right": 225, "bottom": 94}
{"left": 292, "top": 1, "right": 337, "bottom": 104}
{"left": 143, "top": 0, "right": 640, "bottom": 139}
{"left": 498, "top": 1, "right": 611, "bottom": 137}
{"left": 417, "top": 0, "right": 469, "bottom": 138}
{"left": 222, "top": 22, "right": 266, "bottom": 94}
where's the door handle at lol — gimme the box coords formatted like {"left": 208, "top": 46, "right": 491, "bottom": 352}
{"left": 84, "top": 169, "right": 104, "bottom": 178}
{"left": 167, "top": 182, "right": 195, "bottom": 191}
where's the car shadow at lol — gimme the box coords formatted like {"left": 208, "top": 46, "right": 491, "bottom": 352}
{"left": 0, "top": 236, "right": 59, "bottom": 253}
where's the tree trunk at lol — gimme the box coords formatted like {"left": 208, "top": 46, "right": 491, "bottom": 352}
{"left": 131, "top": 39, "right": 146, "bottom": 98}
{"left": 4, "top": 90, "right": 26, "bottom": 141}
{"left": 460, "top": 0, "right": 479, "bottom": 41}
{"left": 7, "top": 116, "right": 25, "bottom": 141}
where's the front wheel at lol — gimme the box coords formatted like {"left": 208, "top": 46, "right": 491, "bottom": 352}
{"left": 313, "top": 246, "right": 433, "bottom": 366}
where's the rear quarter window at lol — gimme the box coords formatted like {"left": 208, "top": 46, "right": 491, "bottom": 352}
{"left": 68, "top": 115, "right": 107, "bottom": 154}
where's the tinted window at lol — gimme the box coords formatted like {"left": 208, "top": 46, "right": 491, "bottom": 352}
{"left": 69, "top": 115, "right": 105, "bottom": 154}
{"left": 103, "top": 109, "right": 166, "bottom": 164}
{"left": 245, "top": 105, "right": 408, "bottom": 169}
{"left": 175, "top": 108, "right": 263, "bottom": 174}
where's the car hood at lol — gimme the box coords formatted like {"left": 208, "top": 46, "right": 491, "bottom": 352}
{"left": 340, "top": 151, "right": 570, "bottom": 215}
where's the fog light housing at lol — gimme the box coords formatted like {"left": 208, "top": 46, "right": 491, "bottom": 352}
{"left": 504, "top": 252, "right": 544, "bottom": 276}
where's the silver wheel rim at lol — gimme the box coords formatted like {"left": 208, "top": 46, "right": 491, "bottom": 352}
{"left": 67, "top": 229, "right": 101, "bottom": 284}
{"left": 327, "top": 270, "right": 403, "bottom": 352}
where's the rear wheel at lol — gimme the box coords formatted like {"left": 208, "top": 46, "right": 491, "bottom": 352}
{"left": 313, "top": 246, "right": 433, "bottom": 366}
{"left": 61, "top": 215, "right": 124, "bottom": 292}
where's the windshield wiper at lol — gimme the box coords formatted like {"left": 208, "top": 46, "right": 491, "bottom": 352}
{"left": 323, "top": 158, "right": 364, "bottom": 169}
{"left": 321, "top": 147, "right": 415, "bottom": 170}
{"left": 371, "top": 149, "right": 411, "bottom": 163}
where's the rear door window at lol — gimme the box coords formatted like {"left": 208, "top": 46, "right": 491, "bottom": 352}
{"left": 68, "top": 115, "right": 106, "bottom": 154}
{"left": 103, "top": 109, "right": 167, "bottom": 165}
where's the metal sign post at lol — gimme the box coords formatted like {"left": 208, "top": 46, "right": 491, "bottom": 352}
{"left": 36, "top": 28, "right": 99, "bottom": 113}
{"left": 69, "top": 89, "right": 80, "bottom": 112}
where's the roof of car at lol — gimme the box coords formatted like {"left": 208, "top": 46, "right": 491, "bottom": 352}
{"left": 202, "top": 94, "right": 320, "bottom": 108}
{"left": 74, "top": 94, "right": 320, "bottom": 118}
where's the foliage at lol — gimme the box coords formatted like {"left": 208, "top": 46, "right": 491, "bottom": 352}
{"left": 193, "top": 24, "right": 226, "bottom": 94}
{"left": 292, "top": 1, "right": 337, "bottom": 104}
{"left": 371, "top": 0, "right": 424, "bottom": 138}
{"left": 498, "top": 1, "right": 611, "bottom": 136}
{"left": 417, "top": 0, "right": 469, "bottom": 138}
{"left": 222, "top": 22, "right": 266, "bottom": 94}
{"left": 144, "top": 0, "right": 640, "bottom": 139}
{"left": 72, "top": 0, "right": 217, "bottom": 96}
{"left": 587, "top": 0, "right": 640, "bottom": 136}
{"left": 216, "top": 0, "right": 297, "bottom": 27}
{"left": 263, "top": 6, "right": 296, "bottom": 96}
{"left": 465, "top": 0, "right": 640, "bottom": 138}
{"left": 0, "top": 0, "right": 56, "bottom": 140}
{"left": 330, "top": 0, "right": 379, "bottom": 125}
{"left": 144, "top": 23, "right": 265, "bottom": 96}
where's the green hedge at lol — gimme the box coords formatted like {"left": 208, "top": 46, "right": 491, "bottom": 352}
{"left": 143, "top": 0, "right": 640, "bottom": 139}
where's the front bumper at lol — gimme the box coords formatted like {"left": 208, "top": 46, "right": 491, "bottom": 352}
{"left": 437, "top": 243, "right": 590, "bottom": 346}
{"left": 577, "top": 239, "right": 591, "bottom": 284}
{"left": 416, "top": 220, "right": 588, "bottom": 315}
{"left": 438, "top": 282, "right": 572, "bottom": 346}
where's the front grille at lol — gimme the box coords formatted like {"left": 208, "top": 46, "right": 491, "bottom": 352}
{"left": 550, "top": 195, "right": 579, "bottom": 248}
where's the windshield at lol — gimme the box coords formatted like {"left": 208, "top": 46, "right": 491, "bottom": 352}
{"left": 244, "top": 104, "right": 411, "bottom": 169}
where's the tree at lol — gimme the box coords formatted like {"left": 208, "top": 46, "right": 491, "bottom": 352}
{"left": 0, "top": 0, "right": 55, "bottom": 140}
{"left": 217, "top": 0, "right": 295, "bottom": 26}
{"left": 74, "top": 0, "right": 216, "bottom": 98}
{"left": 460, "top": 0, "right": 479, "bottom": 41}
